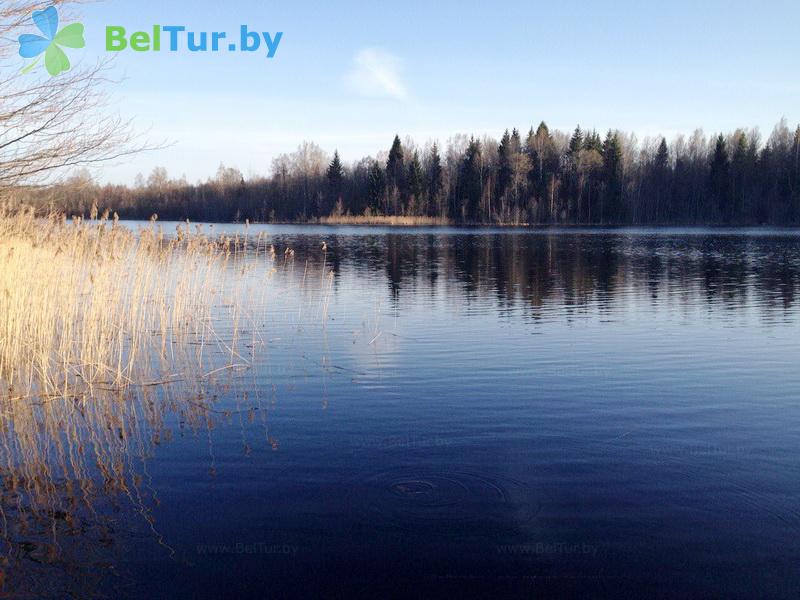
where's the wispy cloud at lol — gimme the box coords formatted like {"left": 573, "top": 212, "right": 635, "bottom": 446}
{"left": 345, "top": 47, "right": 408, "bottom": 101}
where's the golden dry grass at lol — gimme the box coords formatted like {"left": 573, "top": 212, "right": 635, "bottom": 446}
{"left": 0, "top": 205, "right": 272, "bottom": 593}
{"left": 0, "top": 205, "right": 245, "bottom": 400}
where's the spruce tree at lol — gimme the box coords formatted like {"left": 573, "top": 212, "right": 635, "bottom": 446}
{"left": 385, "top": 135, "right": 405, "bottom": 215}
{"left": 653, "top": 138, "right": 670, "bottom": 222}
{"left": 324, "top": 150, "right": 345, "bottom": 216}
{"left": 496, "top": 130, "right": 512, "bottom": 201}
{"left": 655, "top": 138, "right": 669, "bottom": 168}
{"left": 568, "top": 126, "right": 584, "bottom": 157}
{"left": 510, "top": 128, "right": 522, "bottom": 153}
{"left": 566, "top": 126, "right": 585, "bottom": 222}
{"left": 367, "top": 160, "right": 386, "bottom": 214}
{"left": 602, "top": 130, "right": 624, "bottom": 223}
{"left": 387, "top": 135, "right": 405, "bottom": 175}
{"left": 581, "top": 132, "right": 604, "bottom": 224}
{"left": 792, "top": 126, "right": 800, "bottom": 221}
{"left": 524, "top": 126, "right": 538, "bottom": 192}
{"left": 459, "top": 138, "right": 483, "bottom": 222}
{"left": 327, "top": 151, "right": 344, "bottom": 190}
{"left": 731, "top": 133, "right": 749, "bottom": 222}
{"left": 406, "top": 151, "right": 424, "bottom": 215}
{"left": 584, "top": 130, "right": 602, "bottom": 153}
{"left": 709, "top": 134, "right": 730, "bottom": 221}
{"left": 526, "top": 122, "right": 558, "bottom": 222}
{"left": 427, "top": 143, "right": 444, "bottom": 217}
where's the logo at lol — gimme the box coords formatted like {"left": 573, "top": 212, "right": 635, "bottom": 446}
{"left": 18, "top": 6, "right": 85, "bottom": 77}
{"left": 105, "top": 26, "right": 282, "bottom": 58}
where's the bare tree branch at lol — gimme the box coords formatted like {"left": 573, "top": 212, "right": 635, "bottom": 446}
{"left": 0, "top": 1, "right": 150, "bottom": 195}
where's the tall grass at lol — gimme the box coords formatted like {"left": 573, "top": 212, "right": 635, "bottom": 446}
{"left": 0, "top": 204, "right": 268, "bottom": 594}
{"left": 0, "top": 205, "right": 246, "bottom": 399}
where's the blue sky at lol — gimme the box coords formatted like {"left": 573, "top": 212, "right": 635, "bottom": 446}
{"left": 71, "top": 0, "right": 799, "bottom": 183}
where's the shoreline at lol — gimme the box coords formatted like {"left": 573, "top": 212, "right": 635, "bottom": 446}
{"left": 139, "top": 218, "right": 800, "bottom": 231}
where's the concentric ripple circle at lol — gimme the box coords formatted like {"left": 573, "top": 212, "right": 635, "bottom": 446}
{"left": 349, "top": 467, "right": 540, "bottom": 533}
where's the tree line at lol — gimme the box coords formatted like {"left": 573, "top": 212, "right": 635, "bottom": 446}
{"left": 22, "top": 120, "right": 800, "bottom": 226}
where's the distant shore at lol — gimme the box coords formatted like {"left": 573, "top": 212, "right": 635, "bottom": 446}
{"left": 111, "top": 215, "right": 800, "bottom": 230}
{"left": 315, "top": 215, "right": 451, "bottom": 227}
{"left": 305, "top": 217, "right": 800, "bottom": 229}
{"left": 205, "top": 218, "right": 800, "bottom": 230}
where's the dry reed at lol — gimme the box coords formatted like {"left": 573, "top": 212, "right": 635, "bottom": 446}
{"left": 0, "top": 205, "right": 247, "bottom": 399}
{"left": 0, "top": 204, "right": 265, "bottom": 595}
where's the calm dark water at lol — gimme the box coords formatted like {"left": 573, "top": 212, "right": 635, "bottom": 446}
{"left": 6, "top": 226, "right": 800, "bottom": 598}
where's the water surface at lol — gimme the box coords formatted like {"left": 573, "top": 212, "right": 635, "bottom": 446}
{"left": 5, "top": 226, "right": 800, "bottom": 598}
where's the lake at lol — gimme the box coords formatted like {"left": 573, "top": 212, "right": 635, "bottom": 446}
{"left": 4, "top": 225, "right": 800, "bottom": 598}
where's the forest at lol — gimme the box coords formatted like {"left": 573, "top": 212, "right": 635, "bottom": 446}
{"left": 19, "top": 119, "right": 800, "bottom": 226}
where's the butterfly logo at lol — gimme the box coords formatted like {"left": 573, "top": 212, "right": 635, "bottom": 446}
{"left": 18, "top": 6, "right": 85, "bottom": 77}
